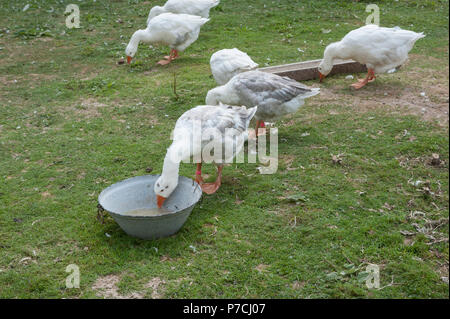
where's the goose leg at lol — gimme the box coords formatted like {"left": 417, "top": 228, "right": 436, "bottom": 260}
{"left": 164, "top": 49, "right": 179, "bottom": 60}
{"left": 200, "top": 165, "right": 223, "bottom": 195}
{"left": 256, "top": 120, "right": 266, "bottom": 136}
{"left": 158, "top": 49, "right": 179, "bottom": 65}
{"left": 194, "top": 163, "right": 204, "bottom": 185}
{"left": 351, "top": 68, "right": 376, "bottom": 89}
{"left": 249, "top": 120, "right": 266, "bottom": 140}
{"left": 367, "top": 68, "right": 376, "bottom": 83}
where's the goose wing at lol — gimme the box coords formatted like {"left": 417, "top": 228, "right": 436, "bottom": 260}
{"left": 176, "top": 105, "right": 255, "bottom": 138}
{"left": 165, "top": 0, "right": 220, "bottom": 15}
{"left": 231, "top": 71, "right": 315, "bottom": 106}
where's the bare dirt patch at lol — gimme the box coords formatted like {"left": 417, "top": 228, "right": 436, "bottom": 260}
{"left": 31, "top": 37, "right": 54, "bottom": 43}
{"left": 310, "top": 56, "right": 449, "bottom": 126}
{"left": 91, "top": 274, "right": 144, "bottom": 299}
{"left": 64, "top": 97, "right": 108, "bottom": 118}
{"left": 92, "top": 274, "right": 134, "bottom": 299}
{"left": 92, "top": 274, "right": 167, "bottom": 299}
{"left": 0, "top": 76, "right": 16, "bottom": 86}
{"left": 75, "top": 64, "right": 99, "bottom": 81}
{"left": 0, "top": 73, "right": 57, "bottom": 89}
{"left": 144, "top": 277, "right": 166, "bottom": 299}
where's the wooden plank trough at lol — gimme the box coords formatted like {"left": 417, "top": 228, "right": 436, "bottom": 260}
{"left": 259, "top": 58, "right": 367, "bottom": 81}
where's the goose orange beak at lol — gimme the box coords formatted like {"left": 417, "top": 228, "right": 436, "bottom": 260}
{"left": 157, "top": 195, "right": 166, "bottom": 208}
{"left": 127, "top": 56, "right": 132, "bottom": 64}
{"left": 319, "top": 72, "right": 326, "bottom": 82}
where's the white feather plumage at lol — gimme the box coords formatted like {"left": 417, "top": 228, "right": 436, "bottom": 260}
{"left": 210, "top": 48, "right": 259, "bottom": 85}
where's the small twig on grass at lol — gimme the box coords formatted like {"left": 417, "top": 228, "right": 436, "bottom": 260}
{"left": 244, "top": 285, "right": 249, "bottom": 297}
{"left": 342, "top": 252, "right": 355, "bottom": 265}
{"left": 425, "top": 217, "right": 449, "bottom": 230}
{"left": 377, "top": 275, "right": 397, "bottom": 290}
{"left": 426, "top": 238, "right": 449, "bottom": 246}
{"left": 290, "top": 216, "right": 297, "bottom": 228}
{"left": 31, "top": 217, "right": 54, "bottom": 226}
{"left": 323, "top": 258, "right": 339, "bottom": 271}
{"left": 172, "top": 71, "right": 179, "bottom": 100}
{"left": 400, "top": 230, "right": 416, "bottom": 236}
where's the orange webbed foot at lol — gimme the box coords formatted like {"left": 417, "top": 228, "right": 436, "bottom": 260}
{"left": 350, "top": 68, "right": 375, "bottom": 89}
{"left": 351, "top": 79, "right": 369, "bottom": 89}
{"left": 201, "top": 182, "right": 221, "bottom": 194}
{"left": 194, "top": 164, "right": 222, "bottom": 194}
{"left": 157, "top": 59, "right": 172, "bottom": 65}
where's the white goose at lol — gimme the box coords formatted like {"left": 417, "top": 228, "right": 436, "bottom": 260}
{"left": 154, "top": 104, "right": 257, "bottom": 208}
{"left": 205, "top": 70, "right": 320, "bottom": 132}
{"left": 126, "top": 13, "right": 209, "bottom": 65}
{"left": 318, "top": 24, "right": 425, "bottom": 89}
{"left": 210, "top": 48, "right": 259, "bottom": 85}
{"left": 147, "top": 0, "right": 220, "bottom": 24}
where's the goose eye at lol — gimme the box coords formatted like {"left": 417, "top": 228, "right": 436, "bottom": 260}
{"left": 156, "top": 183, "right": 160, "bottom": 187}
{"left": 165, "top": 186, "right": 169, "bottom": 189}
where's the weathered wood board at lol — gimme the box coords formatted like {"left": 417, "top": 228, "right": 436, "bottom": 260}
{"left": 259, "top": 59, "right": 367, "bottom": 81}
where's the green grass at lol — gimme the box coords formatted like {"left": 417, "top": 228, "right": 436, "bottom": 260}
{"left": 0, "top": 0, "right": 448, "bottom": 298}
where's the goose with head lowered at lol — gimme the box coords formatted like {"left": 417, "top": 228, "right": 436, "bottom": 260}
{"left": 126, "top": 13, "right": 209, "bottom": 65}
{"left": 206, "top": 70, "right": 320, "bottom": 133}
{"left": 318, "top": 24, "right": 425, "bottom": 89}
{"left": 154, "top": 103, "right": 257, "bottom": 208}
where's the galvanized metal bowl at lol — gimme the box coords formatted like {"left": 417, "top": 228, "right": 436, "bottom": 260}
{"left": 98, "top": 175, "right": 202, "bottom": 240}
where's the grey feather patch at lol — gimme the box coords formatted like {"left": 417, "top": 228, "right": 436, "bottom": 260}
{"left": 234, "top": 70, "right": 313, "bottom": 104}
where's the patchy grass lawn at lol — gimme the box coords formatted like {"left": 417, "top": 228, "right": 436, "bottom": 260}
{"left": 0, "top": 0, "right": 448, "bottom": 298}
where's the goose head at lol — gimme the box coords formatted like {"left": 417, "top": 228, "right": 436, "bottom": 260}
{"left": 318, "top": 42, "right": 339, "bottom": 82}
{"left": 125, "top": 30, "right": 143, "bottom": 64}
{"left": 154, "top": 175, "right": 178, "bottom": 208}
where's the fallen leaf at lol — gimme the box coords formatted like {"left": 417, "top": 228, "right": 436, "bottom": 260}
{"left": 284, "top": 193, "right": 308, "bottom": 204}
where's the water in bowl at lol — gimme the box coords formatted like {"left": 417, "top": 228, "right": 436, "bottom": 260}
{"left": 122, "top": 207, "right": 173, "bottom": 217}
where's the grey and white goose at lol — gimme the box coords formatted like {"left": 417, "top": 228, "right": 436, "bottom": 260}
{"left": 206, "top": 70, "right": 320, "bottom": 132}
{"left": 154, "top": 103, "right": 257, "bottom": 207}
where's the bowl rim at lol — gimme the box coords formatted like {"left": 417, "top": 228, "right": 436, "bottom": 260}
{"left": 98, "top": 174, "right": 202, "bottom": 219}
{"left": 106, "top": 203, "right": 197, "bottom": 220}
